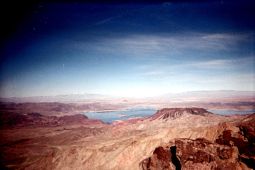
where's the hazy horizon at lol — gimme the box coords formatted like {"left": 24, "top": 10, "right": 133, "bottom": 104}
{"left": 1, "top": 1, "right": 254, "bottom": 98}
{"left": 1, "top": 90, "right": 255, "bottom": 100}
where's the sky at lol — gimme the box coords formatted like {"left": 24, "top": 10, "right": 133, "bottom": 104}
{"left": 0, "top": 0, "right": 255, "bottom": 98}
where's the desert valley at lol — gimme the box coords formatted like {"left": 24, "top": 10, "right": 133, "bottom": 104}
{"left": 0, "top": 92, "right": 255, "bottom": 170}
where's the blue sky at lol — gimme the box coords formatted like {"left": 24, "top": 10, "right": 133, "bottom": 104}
{"left": 0, "top": 1, "right": 255, "bottom": 97}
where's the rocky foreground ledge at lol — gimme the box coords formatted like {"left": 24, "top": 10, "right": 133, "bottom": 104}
{"left": 140, "top": 112, "right": 255, "bottom": 170}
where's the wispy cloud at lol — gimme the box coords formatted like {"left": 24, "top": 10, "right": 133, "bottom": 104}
{"left": 67, "top": 32, "right": 254, "bottom": 93}
{"left": 141, "top": 70, "right": 165, "bottom": 76}
{"left": 94, "top": 15, "right": 122, "bottom": 25}
{"left": 105, "top": 32, "right": 249, "bottom": 51}
{"left": 72, "top": 32, "right": 251, "bottom": 61}
{"left": 136, "top": 56, "right": 254, "bottom": 76}
{"left": 188, "top": 56, "right": 254, "bottom": 69}
{"left": 193, "top": 59, "right": 231, "bottom": 68}
{"left": 182, "top": 73, "right": 255, "bottom": 91}
{"left": 201, "top": 33, "right": 249, "bottom": 42}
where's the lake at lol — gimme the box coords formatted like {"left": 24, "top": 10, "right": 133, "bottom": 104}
{"left": 84, "top": 108, "right": 156, "bottom": 123}
{"left": 209, "top": 109, "right": 255, "bottom": 115}
{"left": 84, "top": 108, "right": 255, "bottom": 123}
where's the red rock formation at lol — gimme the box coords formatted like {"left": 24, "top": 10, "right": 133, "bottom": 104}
{"left": 140, "top": 146, "right": 175, "bottom": 170}
{"left": 141, "top": 115, "right": 255, "bottom": 170}
{"left": 216, "top": 113, "right": 255, "bottom": 169}
{"left": 140, "top": 136, "right": 253, "bottom": 169}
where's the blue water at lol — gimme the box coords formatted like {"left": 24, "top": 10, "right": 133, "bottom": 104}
{"left": 209, "top": 109, "right": 255, "bottom": 115}
{"left": 84, "top": 108, "right": 254, "bottom": 123}
{"left": 84, "top": 108, "right": 156, "bottom": 123}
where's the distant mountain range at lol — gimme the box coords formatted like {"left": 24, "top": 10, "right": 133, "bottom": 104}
{"left": 0, "top": 90, "right": 254, "bottom": 103}
{"left": 158, "top": 90, "right": 255, "bottom": 102}
{"left": 0, "top": 93, "right": 112, "bottom": 103}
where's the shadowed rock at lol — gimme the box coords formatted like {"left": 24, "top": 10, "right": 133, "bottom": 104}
{"left": 170, "top": 146, "right": 181, "bottom": 170}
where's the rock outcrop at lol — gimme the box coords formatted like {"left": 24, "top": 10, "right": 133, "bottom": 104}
{"left": 216, "top": 113, "right": 255, "bottom": 169}
{"left": 140, "top": 138, "right": 250, "bottom": 170}
{"left": 140, "top": 113, "right": 255, "bottom": 170}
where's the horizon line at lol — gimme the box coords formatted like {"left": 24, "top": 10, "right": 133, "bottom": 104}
{"left": 1, "top": 89, "right": 255, "bottom": 99}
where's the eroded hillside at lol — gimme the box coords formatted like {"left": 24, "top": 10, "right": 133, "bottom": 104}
{"left": 0, "top": 107, "right": 254, "bottom": 170}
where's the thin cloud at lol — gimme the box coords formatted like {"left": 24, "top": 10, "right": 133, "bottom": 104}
{"left": 201, "top": 33, "right": 249, "bottom": 42}
{"left": 188, "top": 56, "right": 254, "bottom": 69}
{"left": 94, "top": 15, "right": 122, "bottom": 25}
{"left": 73, "top": 32, "right": 251, "bottom": 60}
{"left": 141, "top": 70, "right": 165, "bottom": 76}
